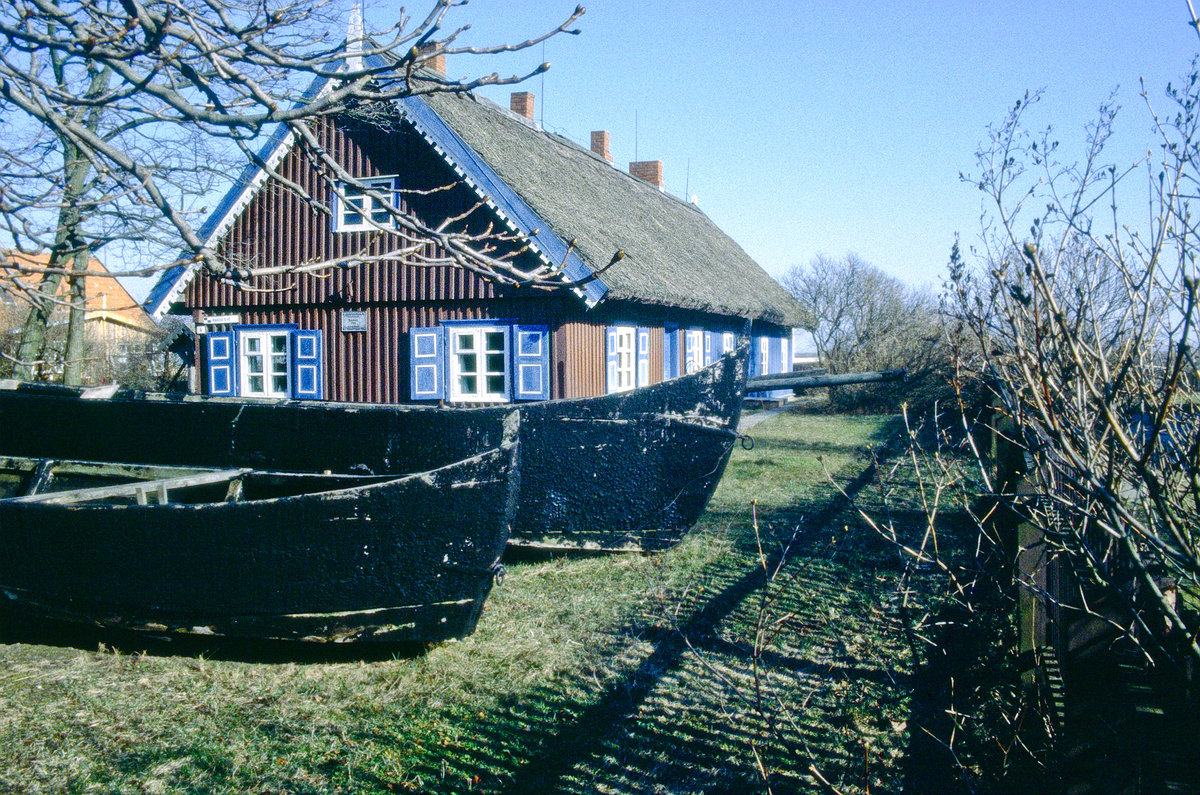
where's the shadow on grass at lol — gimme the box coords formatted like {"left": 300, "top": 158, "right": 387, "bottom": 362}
{"left": 0, "top": 613, "right": 428, "bottom": 663}
{"left": 736, "top": 434, "right": 890, "bottom": 460}
{"left": 401, "top": 432, "right": 1016, "bottom": 794}
{"left": 383, "top": 461, "right": 894, "bottom": 794}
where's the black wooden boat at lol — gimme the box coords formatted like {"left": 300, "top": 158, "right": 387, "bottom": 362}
{"left": 0, "top": 413, "right": 520, "bottom": 643}
{"left": 0, "top": 342, "right": 747, "bottom": 550}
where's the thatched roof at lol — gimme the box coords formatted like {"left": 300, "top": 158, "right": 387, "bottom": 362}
{"left": 420, "top": 90, "right": 812, "bottom": 328}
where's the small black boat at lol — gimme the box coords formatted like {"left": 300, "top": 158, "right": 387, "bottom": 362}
{"left": 0, "top": 413, "right": 520, "bottom": 643}
{"left": 0, "top": 342, "right": 747, "bottom": 550}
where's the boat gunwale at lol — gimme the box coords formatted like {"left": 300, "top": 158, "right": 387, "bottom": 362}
{"left": 0, "top": 444, "right": 511, "bottom": 508}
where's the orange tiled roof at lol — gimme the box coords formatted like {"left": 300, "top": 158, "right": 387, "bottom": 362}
{"left": 1, "top": 249, "right": 158, "bottom": 333}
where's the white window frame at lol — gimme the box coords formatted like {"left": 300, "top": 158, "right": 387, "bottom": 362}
{"left": 685, "top": 330, "right": 704, "bottom": 374}
{"left": 239, "top": 329, "right": 290, "bottom": 398}
{"left": 334, "top": 176, "right": 397, "bottom": 233}
{"left": 613, "top": 326, "right": 636, "bottom": 392}
{"left": 448, "top": 325, "right": 510, "bottom": 403}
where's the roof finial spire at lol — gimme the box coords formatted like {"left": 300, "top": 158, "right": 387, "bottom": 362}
{"left": 346, "top": 1, "right": 364, "bottom": 73}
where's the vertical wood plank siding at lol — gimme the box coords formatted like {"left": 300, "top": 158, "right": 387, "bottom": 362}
{"left": 188, "top": 116, "right": 507, "bottom": 310}
{"left": 555, "top": 316, "right": 664, "bottom": 398}
{"left": 188, "top": 115, "right": 528, "bottom": 403}
{"left": 558, "top": 319, "right": 606, "bottom": 399}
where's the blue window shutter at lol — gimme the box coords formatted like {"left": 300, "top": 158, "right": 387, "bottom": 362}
{"left": 768, "top": 336, "right": 782, "bottom": 375}
{"left": 206, "top": 331, "right": 237, "bottom": 396}
{"left": 290, "top": 329, "right": 323, "bottom": 400}
{"left": 749, "top": 335, "right": 762, "bottom": 378}
{"left": 605, "top": 326, "right": 619, "bottom": 394}
{"left": 636, "top": 327, "right": 650, "bottom": 387}
{"left": 512, "top": 325, "right": 550, "bottom": 401}
{"left": 409, "top": 326, "right": 445, "bottom": 400}
{"left": 663, "top": 324, "right": 679, "bottom": 380}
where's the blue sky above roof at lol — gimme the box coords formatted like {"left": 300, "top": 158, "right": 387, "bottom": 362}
{"left": 425, "top": 0, "right": 1198, "bottom": 289}
{"left": 134, "top": 0, "right": 1200, "bottom": 303}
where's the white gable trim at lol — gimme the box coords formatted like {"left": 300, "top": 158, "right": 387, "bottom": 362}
{"left": 150, "top": 72, "right": 604, "bottom": 318}
{"left": 397, "top": 105, "right": 598, "bottom": 306}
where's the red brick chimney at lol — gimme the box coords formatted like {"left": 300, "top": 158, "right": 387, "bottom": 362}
{"left": 510, "top": 92, "right": 535, "bottom": 121}
{"left": 417, "top": 46, "right": 445, "bottom": 76}
{"left": 590, "top": 131, "right": 613, "bottom": 163}
{"left": 629, "top": 160, "right": 663, "bottom": 188}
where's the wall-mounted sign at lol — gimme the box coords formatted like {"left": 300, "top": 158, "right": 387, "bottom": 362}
{"left": 201, "top": 312, "right": 241, "bottom": 325}
{"left": 340, "top": 310, "right": 367, "bottom": 332}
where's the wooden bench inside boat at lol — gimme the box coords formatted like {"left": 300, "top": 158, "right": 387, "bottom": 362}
{"left": 7, "top": 468, "right": 252, "bottom": 505}
{"left": 0, "top": 456, "right": 387, "bottom": 505}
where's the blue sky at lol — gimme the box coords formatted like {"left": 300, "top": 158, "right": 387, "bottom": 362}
{"left": 382, "top": 0, "right": 1199, "bottom": 290}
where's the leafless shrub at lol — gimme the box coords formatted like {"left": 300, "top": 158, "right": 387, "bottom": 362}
{"left": 780, "top": 254, "right": 951, "bottom": 414}
{"left": 832, "top": 48, "right": 1200, "bottom": 792}
{"left": 946, "top": 70, "right": 1200, "bottom": 670}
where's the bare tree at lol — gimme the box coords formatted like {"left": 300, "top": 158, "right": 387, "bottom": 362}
{"left": 780, "top": 253, "right": 946, "bottom": 411}
{"left": 0, "top": 0, "right": 585, "bottom": 381}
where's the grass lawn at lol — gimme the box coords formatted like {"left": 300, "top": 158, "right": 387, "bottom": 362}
{"left": 0, "top": 409, "right": 956, "bottom": 794}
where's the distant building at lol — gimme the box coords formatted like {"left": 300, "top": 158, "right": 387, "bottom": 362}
{"left": 792, "top": 328, "right": 820, "bottom": 369}
{"left": 1, "top": 249, "right": 164, "bottom": 385}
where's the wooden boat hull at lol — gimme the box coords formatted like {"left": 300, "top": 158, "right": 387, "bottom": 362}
{"left": 0, "top": 423, "right": 520, "bottom": 643}
{"left": 509, "top": 348, "right": 746, "bottom": 548}
{"left": 0, "top": 345, "right": 746, "bottom": 550}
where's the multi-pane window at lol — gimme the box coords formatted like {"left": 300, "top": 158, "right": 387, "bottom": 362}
{"left": 612, "top": 326, "right": 636, "bottom": 392}
{"left": 605, "top": 325, "right": 649, "bottom": 394}
{"left": 409, "top": 323, "right": 549, "bottom": 402}
{"left": 335, "top": 177, "right": 395, "bottom": 232}
{"left": 207, "top": 327, "right": 323, "bottom": 400}
{"left": 240, "top": 329, "right": 290, "bottom": 398}
{"left": 449, "top": 326, "right": 509, "bottom": 402}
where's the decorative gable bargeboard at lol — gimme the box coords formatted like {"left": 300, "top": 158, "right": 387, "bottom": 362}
{"left": 153, "top": 90, "right": 806, "bottom": 404}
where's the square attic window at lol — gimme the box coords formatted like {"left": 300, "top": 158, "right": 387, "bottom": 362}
{"left": 334, "top": 177, "right": 397, "bottom": 232}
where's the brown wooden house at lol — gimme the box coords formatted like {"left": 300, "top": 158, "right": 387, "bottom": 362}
{"left": 146, "top": 61, "right": 810, "bottom": 404}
